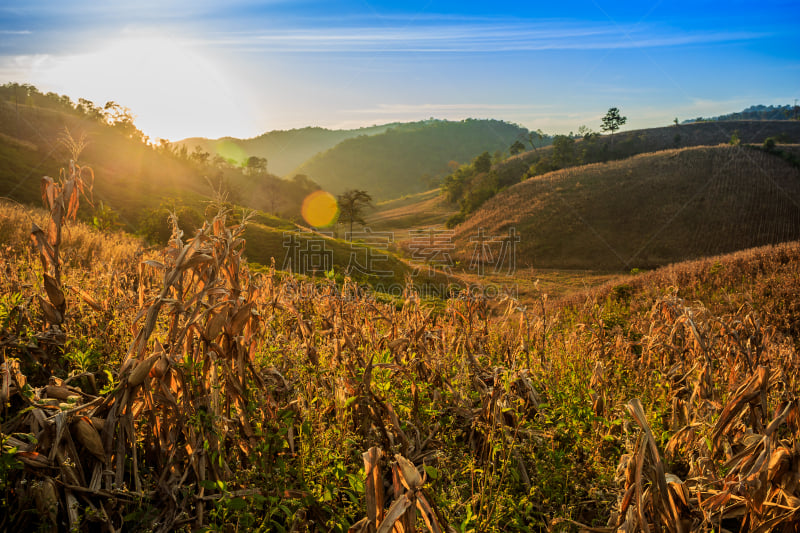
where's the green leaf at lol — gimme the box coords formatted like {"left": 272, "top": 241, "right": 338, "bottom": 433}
{"left": 423, "top": 465, "right": 439, "bottom": 480}
{"left": 224, "top": 496, "right": 247, "bottom": 510}
{"left": 199, "top": 480, "right": 217, "bottom": 490}
{"left": 344, "top": 396, "right": 358, "bottom": 409}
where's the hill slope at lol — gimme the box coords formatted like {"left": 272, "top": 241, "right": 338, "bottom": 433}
{"left": 177, "top": 124, "right": 398, "bottom": 177}
{"left": 0, "top": 101, "right": 212, "bottom": 223}
{"left": 0, "top": 95, "right": 318, "bottom": 231}
{"left": 292, "top": 119, "right": 528, "bottom": 200}
{"left": 443, "top": 119, "right": 800, "bottom": 224}
{"left": 452, "top": 144, "right": 800, "bottom": 270}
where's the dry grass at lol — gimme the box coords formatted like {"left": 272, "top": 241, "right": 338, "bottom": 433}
{"left": 454, "top": 145, "right": 800, "bottom": 270}
{"left": 367, "top": 189, "right": 456, "bottom": 232}
{"left": 2, "top": 189, "right": 800, "bottom": 531}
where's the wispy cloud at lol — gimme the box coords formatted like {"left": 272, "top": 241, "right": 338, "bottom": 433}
{"left": 190, "top": 20, "right": 768, "bottom": 53}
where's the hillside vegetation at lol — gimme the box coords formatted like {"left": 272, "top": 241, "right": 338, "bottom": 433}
{"left": 0, "top": 84, "right": 319, "bottom": 232}
{"left": 444, "top": 120, "right": 800, "bottom": 222}
{"left": 178, "top": 124, "right": 398, "bottom": 177}
{"left": 293, "top": 119, "right": 529, "bottom": 200}
{"left": 2, "top": 190, "right": 800, "bottom": 531}
{"left": 686, "top": 103, "right": 800, "bottom": 123}
{"left": 452, "top": 144, "right": 800, "bottom": 270}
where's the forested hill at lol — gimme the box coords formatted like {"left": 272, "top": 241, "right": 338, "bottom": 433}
{"left": 0, "top": 84, "right": 319, "bottom": 239}
{"left": 177, "top": 124, "right": 398, "bottom": 177}
{"left": 292, "top": 119, "right": 528, "bottom": 200}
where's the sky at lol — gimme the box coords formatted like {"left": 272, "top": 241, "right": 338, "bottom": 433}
{"left": 0, "top": 0, "right": 798, "bottom": 141}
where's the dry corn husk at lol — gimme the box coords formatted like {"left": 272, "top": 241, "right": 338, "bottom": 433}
{"left": 73, "top": 416, "right": 105, "bottom": 462}
{"left": 150, "top": 356, "right": 168, "bottom": 379}
{"left": 395, "top": 454, "right": 423, "bottom": 491}
{"left": 45, "top": 385, "right": 80, "bottom": 401}
{"left": 128, "top": 354, "right": 159, "bottom": 387}
{"left": 90, "top": 416, "right": 106, "bottom": 433}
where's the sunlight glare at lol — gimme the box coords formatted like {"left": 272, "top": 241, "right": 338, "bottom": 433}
{"left": 35, "top": 32, "right": 259, "bottom": 141}
{"left": 216, "top": 139, "right": 248, "bottom": 166}
{"left": 301, "top": 190, "right": 339, "bottom": 228}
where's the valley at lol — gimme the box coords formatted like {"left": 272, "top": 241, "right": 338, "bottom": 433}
{"left": 2, "top": 83, "right": 800, "bottom": 532}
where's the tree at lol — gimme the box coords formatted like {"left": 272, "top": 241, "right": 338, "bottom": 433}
{"left": 600, "top": 107, "right": 627, "bottom": 144}
{"left": 551, "top": 135, "right": 575, "bottom": 168}
{"left": 523, "top": 129, "right": 545, "bottom": 151}
{"left": 245, "top": 156, "right": 268, "bottom": 176}
{"left": 577, "top": 125, "right": 597, "bottom": 140}
{"left": 509, "top": 140, "right": 526, "bottom": 156}
{"left": 103, "top": 101, "right": 143, "bottom": 140}
{"left": 190, "top": 145, "right": 210, "bottom": 166}
{"left": 473, "top": 151, "right": 492, "bottom": 173}
{"left": 337, "top": 189, "right": 372, "bottom": 236}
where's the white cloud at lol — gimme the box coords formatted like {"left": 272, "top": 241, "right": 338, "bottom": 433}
{"left": 190, "top": 21, "right": 768, "bottom": 53}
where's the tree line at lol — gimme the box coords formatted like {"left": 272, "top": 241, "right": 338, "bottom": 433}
{"left": 442, "top": 108, "right": 628, "bottom": 226}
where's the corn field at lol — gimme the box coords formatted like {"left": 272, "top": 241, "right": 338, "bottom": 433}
{"left": 2, "top": 157, "right": 800, "bottom": 531}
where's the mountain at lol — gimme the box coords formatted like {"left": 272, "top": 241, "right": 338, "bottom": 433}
{"left": 684, "top": 104, "right": 800, "bottom": 123}
{"left": 442, "top": 120, "right": 800, "bottom": 225}
{"left": 291, "top": 119, "right": 529, "bottom": 200}
{"left": 450, "top": 144, "right": 800, "bottom": 271}
{"left": 0, "top": 84, "right": 318, "bottom": 238}
{"left": 177, "top": 124, "right": 398, "bottom": 177}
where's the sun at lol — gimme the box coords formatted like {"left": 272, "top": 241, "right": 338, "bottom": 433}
{"left": 36, "top": 32, "right": 258, "bottom": 141}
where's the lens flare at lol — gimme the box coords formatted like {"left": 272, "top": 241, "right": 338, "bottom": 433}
{"left": 301, "top": 190, "right": 338, "bottom": 227}
{"left": 217, "top": 140, "right": 247, "bottom": 166}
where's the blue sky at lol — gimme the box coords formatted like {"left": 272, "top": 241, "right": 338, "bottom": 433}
{"left": 1, "top": 0, "right": 797, "bottom": 140}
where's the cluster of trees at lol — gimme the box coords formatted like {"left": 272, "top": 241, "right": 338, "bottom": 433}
{"left": 442, "top": 151, "right": 511, "bottom": 227}
{"left": 443, "top": 108, "right": 629, "bottom": 227}
{"left": 0, "top": 83, "right": 147, "bottom": 143}
{"left": 508, "top": 129, "right": 549, "bottom": 156}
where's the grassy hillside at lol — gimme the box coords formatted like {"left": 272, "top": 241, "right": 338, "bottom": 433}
{"left": 451, "top": 144, "right": 800, "bottom": 270}
{"left": 444, "top": 120, "right": 800, "bottom": 222}
{"left": 0, "top": 94, "right": 325, "bottom": 235}
{"left": 3, "top": 189, "right": 800, "bottom": 531}
{"left": 242, "top": 219, "right": 460, "bottom": 296}
{"left": 0, "top": 99, "right": 214, "bottom": 219}
{"left": 365, "top": 189, "right": 454, "bottom": 231}
{"left": 292, "top": 119, "right": 528, "bottom": 200}
{"left": 178, "top": 124, "right": 398, "bottom": 177}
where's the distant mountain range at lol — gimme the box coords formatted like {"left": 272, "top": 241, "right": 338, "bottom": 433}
{"left": 683, "top": 104, "right": 799, "bottom": 123}
{"left": 180, "top": 119, "right": 530, "bottom": 200}
{"left": 177, "top": 124, "right": 398, "bottom": 177}
{"left": 291, "top": 119, "right": 528, "bottom": 199}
